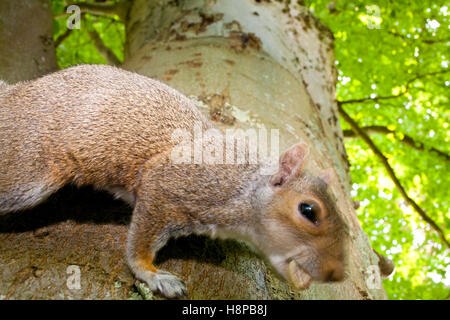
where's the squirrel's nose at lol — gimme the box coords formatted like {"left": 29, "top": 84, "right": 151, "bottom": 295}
{"left": 323, "top": 261, "right": 345, "bottom": 282}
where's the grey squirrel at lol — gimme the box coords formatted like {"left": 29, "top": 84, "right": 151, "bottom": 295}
{"left": 0, "top": 64, "right": 348, "bottom": 298}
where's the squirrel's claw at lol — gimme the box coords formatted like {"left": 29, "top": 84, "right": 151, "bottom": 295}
{"left": 142, "top": 270, "right": 187, "bottom": 299}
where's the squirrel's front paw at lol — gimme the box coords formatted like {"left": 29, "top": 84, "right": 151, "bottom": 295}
{"left": 139, "top": 270, "right": 187, "bottom": 299}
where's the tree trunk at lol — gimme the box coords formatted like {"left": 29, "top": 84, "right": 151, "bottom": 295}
{"left": 121, "top": 0, "right": 387, "bottom": 299}
{"left": 0, "top": 0, "right": 57, "bottom": 83}
{"left": 0, "top": 0, "right": 387, "bottom": 299}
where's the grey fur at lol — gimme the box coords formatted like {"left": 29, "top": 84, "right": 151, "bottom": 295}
{"left": 0, "top": 65, "right": 347, "bottom": 298}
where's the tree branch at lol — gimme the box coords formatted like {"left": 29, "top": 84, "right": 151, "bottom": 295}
{"left": 54, "top": 28, "right": 73, "bottom": 47}
{"left": 67, "top": 0, "right": 130, "bottom": 21}
{"left": 338, "top": 70, "right": 450, "bottom": 106}
{"left": 338, "top": 93, "right": 405, "bottom": 105}
{"left": 86, "top": 27, "right": 121, "bottom": 66}
{"left": 338, "top": 104, "right": 449, "bottom": 248}
{"left": 343, "top": 126, "right": 450, "bottom": 161}
{"left": 388, "top": 30, "right": 450, "bottom": 45}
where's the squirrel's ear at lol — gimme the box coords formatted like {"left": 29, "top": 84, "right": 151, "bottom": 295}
{"left": 269, "top": 142, "right": 309, "bottom": 187}
{"left": 318, "top": 168, "right": 335, "bottom": 186}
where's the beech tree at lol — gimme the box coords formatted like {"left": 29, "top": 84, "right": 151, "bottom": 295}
{"left": 0, "top": 0, "right": 390, "bottom": 299}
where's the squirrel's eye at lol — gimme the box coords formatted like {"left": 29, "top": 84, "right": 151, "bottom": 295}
{"left": 299, "top": 203, "right": 318, "bottom": 225}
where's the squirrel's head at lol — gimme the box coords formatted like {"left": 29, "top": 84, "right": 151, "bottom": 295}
{"left": 252, "top": 142, "right": 347, "bottom": 290}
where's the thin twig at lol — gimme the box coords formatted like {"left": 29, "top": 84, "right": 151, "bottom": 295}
{"left": 86, "top": 27, "right": 121, "bottom": 66}
{"left": 338, "top": 70, "right": 450, "bottom": 106}
{"left": 54, "top": 28, "right": 73, "bottom": 47}
{"left": 338, "top": 104, "right": 449, "bottom": 248}
{"left": 338, "top": 93, "right": 406, "bottom": 105}
{"left": 66, "top": 0, "right": 130, "bottom": 21}
{"left": 343, "top": 126, "right": 449, "bottom": 161}
{"left": 388, "top": 30, "right": 450, "bottom": 45}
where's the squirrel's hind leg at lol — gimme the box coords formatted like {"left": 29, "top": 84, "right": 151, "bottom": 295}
{"left": 126, "top": 201, "right": 187, "bottom": 299}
